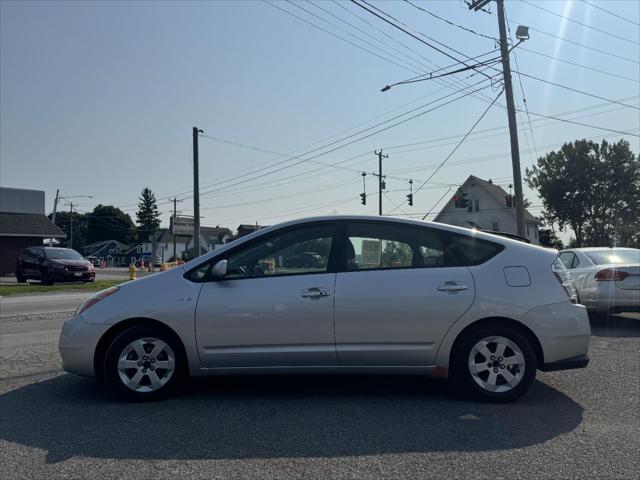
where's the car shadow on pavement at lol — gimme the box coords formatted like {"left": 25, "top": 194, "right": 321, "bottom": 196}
{"left": 0, "top": 374, "right": 584, "bottom": 463}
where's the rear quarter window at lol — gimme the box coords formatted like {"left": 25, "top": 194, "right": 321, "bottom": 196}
{"left": 444, "top": 233, "right": 505, "bottom": 266}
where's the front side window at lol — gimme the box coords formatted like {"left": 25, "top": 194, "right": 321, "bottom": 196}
{"left": 559, "top": 252, "right": 577, "bottom": 269}
{"left": 224, "top": 224, "right": 334, "bottom": 279}
{"left": 346, "top": 223, "right": 444, "bottom": 270}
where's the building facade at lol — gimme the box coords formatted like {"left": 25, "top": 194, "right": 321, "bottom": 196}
{"left": 0, "top": 187, "right": 66, "bottom": 274}
{"left": 433, "top": 176, "right": 539, "bottom": 245}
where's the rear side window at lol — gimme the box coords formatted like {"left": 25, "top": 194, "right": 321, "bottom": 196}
{"left": 444, "top": 233, "right": 504, "bottom": 266}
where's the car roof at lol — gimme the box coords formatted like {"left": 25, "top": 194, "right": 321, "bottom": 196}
{"left": 562, "top": 247, "right": 638, "bottom": 252}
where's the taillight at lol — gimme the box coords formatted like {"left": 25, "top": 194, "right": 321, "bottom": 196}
{"left": 552, "top": 257, "right": 578, "bottom": 304}
{"left": 595, "top": 268, "right": 629, "bottom": 282}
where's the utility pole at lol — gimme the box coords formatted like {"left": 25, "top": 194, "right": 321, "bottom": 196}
{"left": 192, "top": 127, "right": 203, "bottom": 256}
{"left": 496, "top": 0, "right": 525, "bottom": 237}
{"left": 50, "top": 189, "right": 60, "bottom": 246}
{"left": 169, "top": 196, "right": 183, "bottom": 261}
{"left": 69, "top": 202, "right": 74, "bottom": 249}
{"left": 374, "top": 150, "right": 388, "bottom": 216}
{"left": 468, "top": 0, "right": 526, "bottom": 237}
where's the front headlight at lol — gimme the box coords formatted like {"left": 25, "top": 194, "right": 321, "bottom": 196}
{"left": 75, "top": 286, "right": 120, "bottom": 315}
{"left": 51, "top": 263, "right": 66, "bottom": 270}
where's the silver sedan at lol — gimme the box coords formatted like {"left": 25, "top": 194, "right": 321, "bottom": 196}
{"left": 559, "top": 247, "right": 640, "bottom": 313}
{"left": 59, "top": 216, "right": 590, "bottom": 402}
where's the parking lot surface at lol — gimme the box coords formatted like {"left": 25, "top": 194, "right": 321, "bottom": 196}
{"left": 0, "top": 311, "right": 638, "bottom": 479}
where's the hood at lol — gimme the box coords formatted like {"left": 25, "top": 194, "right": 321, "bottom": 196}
{"left": 50, "top": 259, "right": 91, "bottom": 267}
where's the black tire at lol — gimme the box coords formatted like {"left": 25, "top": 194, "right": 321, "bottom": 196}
{"left": 103, "top": 325, "right": 185, "bottom": 402}
{"left": 16, "top": 270, "right": 26, "bottom": 283}
{"left": 449, "top": 323, "right": 537, "bottom": 403}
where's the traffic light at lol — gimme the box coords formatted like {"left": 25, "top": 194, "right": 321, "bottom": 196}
{"left": 459, "top": 190, "right": 470, "bottom": 209}
{"left": 453, "top": 194, "right": 460, "bottom": 208}
{"left": 406, "top": 193, "right": 413, "bottom": 206}
{"left": 360, "top": 192, "right": 367, "bottom": 205}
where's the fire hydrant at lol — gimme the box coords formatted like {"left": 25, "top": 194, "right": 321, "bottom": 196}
{"left": 129, "top": 263, "right": 137, "bottom": 280}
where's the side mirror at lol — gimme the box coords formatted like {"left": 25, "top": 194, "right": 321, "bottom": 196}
{"left": 211, "top": 259, "right": 228, "bottom": 277}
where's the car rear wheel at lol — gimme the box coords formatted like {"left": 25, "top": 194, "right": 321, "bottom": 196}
{"left": 16, "top": 270, "right": 26, "bottom": 283}
{"left": 104, "top": 325, "right": 183, "bottom": 401}
{"left": 450, "top": 324, "right": 537, "bottom": 403}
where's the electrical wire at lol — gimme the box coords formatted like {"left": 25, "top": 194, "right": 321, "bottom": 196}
{"left": 522, "top": 0, "right": 639, "bottom": 45}
{"left": 581, "top": 0, "right": 640, "bottom": 27}
{"left": 516, "top": 110, "right": 640, "bottom": 137}
{"left": 386, "top": 88, "right": 504, "bottom": 215}
{"left": 518, "top": 47, "right": 639, "bottom": 83}
{"left": 403, "top": 0, "right": 499, "bottom": 42}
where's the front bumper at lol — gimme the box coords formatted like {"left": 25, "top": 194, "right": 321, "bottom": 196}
{"left": 58, "top": 314, "right": 109, "bottom": 377}
{"left": 51, "top": 269, "right": 96, "bottom": 281}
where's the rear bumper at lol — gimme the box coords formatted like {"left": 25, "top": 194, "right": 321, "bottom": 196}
{"left": 521, "top": 301, "right": 591, "bottom": 365}
{"left": 541, "top": 353, "right": 589, "bottom": 372}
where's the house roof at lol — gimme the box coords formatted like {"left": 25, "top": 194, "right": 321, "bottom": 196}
{"left": 153, "top": 229, "right": 191, "bottom": 244}
{"left": 0, "top": 213, "right": 66, "bottom": 238}
{"left": 201, "top": 226, "right": 233, "bottom": 243}
{"left": 434, "top": 175, "right": 538, "bottom": 224}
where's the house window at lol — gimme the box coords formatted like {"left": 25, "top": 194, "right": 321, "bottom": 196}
{"left": 474, "top": 199, "right": 480, "bottom": 211}
{"left": 492, "top": 221, "right": 499, "bottom": 232}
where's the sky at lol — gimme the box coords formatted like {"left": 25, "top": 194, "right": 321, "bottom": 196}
{"left": 1, "top": 0, "right": 639, "bottom": 239}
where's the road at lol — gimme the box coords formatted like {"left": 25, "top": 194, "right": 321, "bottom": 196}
{"left": 0, "top": 292, "right": 90, "bottom": 317}
{"left": 0, "top": 307, "right": 638, "bottom": 479}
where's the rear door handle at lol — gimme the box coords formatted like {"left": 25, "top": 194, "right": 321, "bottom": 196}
{"left": 301, "top": 287, "right": 331, "bottom": 298}
{"left": 437, "top": 281, "right": 468, "bottom": 293}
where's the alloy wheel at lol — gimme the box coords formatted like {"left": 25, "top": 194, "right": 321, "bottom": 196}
{"left": 468, "top": 336, "right": 525, "bottom": 393}
{"left": 117, "top": 337, "right": 176, "bottom": 392}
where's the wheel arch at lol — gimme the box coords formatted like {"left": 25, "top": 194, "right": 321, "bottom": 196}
{"left": 93, "top": 317, "right": 189, "bottom": 383}
{"left": 446, "top": 317, "right": 544, "bottom": 373}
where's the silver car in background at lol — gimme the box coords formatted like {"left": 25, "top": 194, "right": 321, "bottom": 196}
{"left": 559, "top": 247, "right": 640, "bottom": 314}
{"left": 59, "top": 216, "right": 590, "bottom": 403}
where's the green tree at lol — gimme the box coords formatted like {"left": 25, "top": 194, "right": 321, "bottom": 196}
{"left": 48, "top": 211, "right": 88, "bottom": 249}
{"left": 526, "top": 139, "right": 639, "bottom": 247}
{"left": 86, "top": 205, "right": 136, "bottom": 245}
{"left": 135, "top": 187, "right": 161, "bottom": 243}
{"left": 381, "top": 240, "right": 413, "bottom": 266}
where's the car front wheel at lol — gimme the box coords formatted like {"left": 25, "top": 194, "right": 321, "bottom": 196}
{"left": 104, "top": 325, "right": 183, "bottom": 401}
{"left": 450, "top": 324, "right": 537, "bottom": 403}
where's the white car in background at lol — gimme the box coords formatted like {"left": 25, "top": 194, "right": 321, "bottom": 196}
{"left": 558, "top": 247, "right": 640, "bottom": 314}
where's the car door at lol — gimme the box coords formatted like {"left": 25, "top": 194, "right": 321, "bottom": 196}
{"left": 194, "top": 222, "right": 338, "bottom": 368}
{"left": 333, "top": 221, "right": 475, "bottom": 366}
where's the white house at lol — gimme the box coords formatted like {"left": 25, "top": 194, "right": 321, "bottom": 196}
{"left": 433, "top": 175, "right": 539, "bottom": 245}
{"left": 142, "top": 226, "right": 234, "bottom": 261}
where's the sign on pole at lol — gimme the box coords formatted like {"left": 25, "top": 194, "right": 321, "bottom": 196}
{"left": 170, "top": 215, "right": 194, "bottom": 235}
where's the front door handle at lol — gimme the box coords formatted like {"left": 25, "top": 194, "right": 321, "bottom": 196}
{"left": 437, "top": 281, "right": 468, "bottom": 293}
{"left": 301, "top": 287, "right": 331, "bottom": 298}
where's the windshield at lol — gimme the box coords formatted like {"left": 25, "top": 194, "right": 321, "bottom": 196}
{"left": 44, "top": 249, "right": 84, "bottom": 260}
{"left": 585, "top": 249, "right": 640, "bottom": 265}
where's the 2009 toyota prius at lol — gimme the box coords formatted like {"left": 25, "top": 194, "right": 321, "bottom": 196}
{"left": 59, "top": 216, "right": 590, "bottom": 403}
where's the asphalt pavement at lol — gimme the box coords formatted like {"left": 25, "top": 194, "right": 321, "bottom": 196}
{"left": 0, "top": 309, "right": 638, "bottom": 479}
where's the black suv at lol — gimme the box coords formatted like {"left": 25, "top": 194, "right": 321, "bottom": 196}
{"left": 16, "top": 247, "right": 95, "bottom": 285}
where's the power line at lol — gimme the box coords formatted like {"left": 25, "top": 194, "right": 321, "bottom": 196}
{"left": 420, "top": 186, "right": 453, "bottom": 221}
{"left": 192, "top": 82, "right": 493, "bottom": 201}
{"left": 403, "top": 0, "right": 499, "bottom": 42}
{"left": 519, "top": 47, "right": 640, "bottom": 83}
{"left": 512, "top": 70, "right": 640, "bottom": 110}
{"left": 478, "top": 7, "right": 639, "bottom": 64}
{"left": 264, "top": 0, "right": 422, "bottom": 75}
{"left": 517, "top": 110, "right": 640, "bottom": 137}
{"left": 581, "top": 0, "right": 640, "bottom": 27}
{"left": 521, "top": 0, "right": 639, "bottom": 45}
{"left": 331, "top": 0, "right": 501, "bottom": 105}
{"left": 387, "top": 88, "right": 504, "bottom": 215}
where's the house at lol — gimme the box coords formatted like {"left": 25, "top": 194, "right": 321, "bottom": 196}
{"left": 141, "top": 225, "right": 234, "bottom": 262}
{"left": 433, "top": 175, "right": 539, "bottom": 244}
{"left": 0, "top": 187, "right": 66, "bottom": 275}
{"left": 79, "top": 239, "right": 128, "bottom": 266}
{"left": 236, "top": 224, "right": 264, "bottom": 238}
